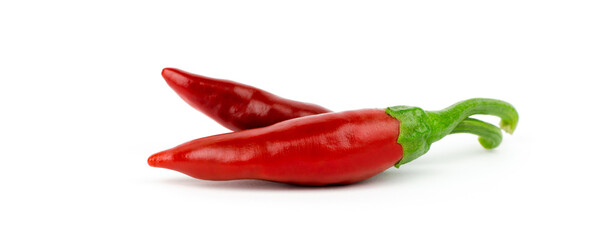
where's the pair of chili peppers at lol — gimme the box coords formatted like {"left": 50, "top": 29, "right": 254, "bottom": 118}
{"left": 149, "top": 68, "right": 518, "bottom": 185}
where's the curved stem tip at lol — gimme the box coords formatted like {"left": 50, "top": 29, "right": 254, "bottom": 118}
{"left": 450, "top": 118, "right": 503, "bottom": 149}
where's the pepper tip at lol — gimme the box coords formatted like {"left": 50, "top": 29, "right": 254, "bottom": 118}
{"left": 147, "top": 154, "right": 158, "bottom": 167}
{"left": 148, "top": 152, "right": 171, "bottom": 168}
{"left": 161, "top": 67, "right": 176, "bottom": 78}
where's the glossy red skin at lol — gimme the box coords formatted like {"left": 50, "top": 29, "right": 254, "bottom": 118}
{"left": 148, "top": 109, "right": 403, "bottom": 185}
{"left": 162, "top": 68, "right": 331, "bottom": 131}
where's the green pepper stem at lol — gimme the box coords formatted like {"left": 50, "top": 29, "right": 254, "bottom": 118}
{"left": 427, "top": 98, "right": 518, "bottom": 144}
{"left": 450, "top": 118, "right": 503, "bottom": 149}
{"left": 386, "top": 98, "right": 518, "bottom": 167}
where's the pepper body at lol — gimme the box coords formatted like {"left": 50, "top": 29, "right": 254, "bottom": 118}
{"left": 149, "top": 99, "right": 518, "bottom": 185}
{"left": 162, "top": 68, "right": 331, "bottom": 131}
{"left": 148, "top": 109, "right": 403, "bottom": 185}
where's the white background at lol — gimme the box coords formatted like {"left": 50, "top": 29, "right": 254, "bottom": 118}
{"left": 1, "top": 1, "right": 608, "bottom": 239}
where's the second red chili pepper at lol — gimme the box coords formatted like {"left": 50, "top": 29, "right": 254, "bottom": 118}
{"left": 162, "top": 68, "right": 331, "bottom": 131}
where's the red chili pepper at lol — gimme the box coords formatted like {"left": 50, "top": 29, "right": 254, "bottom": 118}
{"left": 161, "top": 68, "right": 331, "bottom": 131}
{"left": 148, "top": 98, "right": 518, "bottom": 185}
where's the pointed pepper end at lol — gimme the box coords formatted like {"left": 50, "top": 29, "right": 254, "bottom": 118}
{"left": 161, "top": 67, "right": 178, "bottom": 78}
{"left": 161, "top": 67, "right": 194, "bottom": 90}
{"left": 148, "top": 151, "right": 172, "bottom": 168}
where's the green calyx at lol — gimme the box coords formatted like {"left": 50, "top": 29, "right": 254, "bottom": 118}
{"left": 385, "top": 106, "right": 432, "bottom": 167}
{"left": 385, "top": 98, "right": 518, "bottom": 167}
